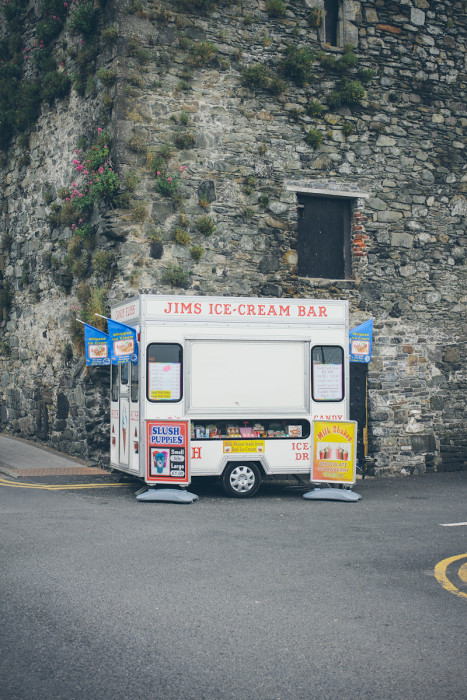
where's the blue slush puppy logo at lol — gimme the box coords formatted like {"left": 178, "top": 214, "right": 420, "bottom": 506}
{"left": 154, "top": 451, "right": 167, "bottom": 473}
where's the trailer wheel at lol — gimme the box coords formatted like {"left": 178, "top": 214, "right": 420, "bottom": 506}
{"left": 221, "top": 462, "right": 262, "bottom": 498}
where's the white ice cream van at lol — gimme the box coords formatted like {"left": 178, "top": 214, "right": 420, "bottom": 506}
{"left": 110, "top": 294, "right": 350, "bottom": 497}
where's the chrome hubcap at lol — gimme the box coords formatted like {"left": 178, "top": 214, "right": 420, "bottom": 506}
{"left": 229, "top": 466, "right": 255, "bottom": 493}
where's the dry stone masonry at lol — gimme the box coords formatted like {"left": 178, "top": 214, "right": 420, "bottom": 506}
{"left": 0, "top": 0, "right": 465, "bottom": 475}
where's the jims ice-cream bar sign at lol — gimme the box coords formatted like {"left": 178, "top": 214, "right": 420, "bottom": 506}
{"left": 145, "top": 296, "right": 346, "bottom": 324}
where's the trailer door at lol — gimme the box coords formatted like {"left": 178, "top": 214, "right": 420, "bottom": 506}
{"left": 110, "top": 365, "right": 119, "bottom": 466}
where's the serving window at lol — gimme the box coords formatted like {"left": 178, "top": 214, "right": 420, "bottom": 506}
{"left": 312, "top": 346, "right": 344, "bottom": 402}
{"left": 147, "top": 343, "right": 183, "bottom": 403}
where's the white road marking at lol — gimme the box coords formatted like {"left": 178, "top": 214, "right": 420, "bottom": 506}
{"left": 439, "top": 522, "right": 467, "bottom": 527}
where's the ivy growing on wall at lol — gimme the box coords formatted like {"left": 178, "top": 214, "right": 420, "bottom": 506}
{"left": 0, "top": 0, "right": 107, "bottom": 150}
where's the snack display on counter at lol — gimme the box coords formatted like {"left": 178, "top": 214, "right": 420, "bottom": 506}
{"left": 240, "top": 427, "right": 255, "bottom": 437}
{"left": 190, "top": 420, "right": 310, "bottom": 440}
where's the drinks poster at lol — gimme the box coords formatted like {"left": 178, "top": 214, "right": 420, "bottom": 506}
{"left": 311, "top": 420, "right": 357, "bottom": 484}
{"left": 146, "top": 420, "right": 190, "bottom": 485}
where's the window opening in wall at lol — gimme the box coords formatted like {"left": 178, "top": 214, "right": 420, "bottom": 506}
{"left": 312, "top": 346, "right": 344, "bottom": 402}
{"left": 111, "top": 365, "right": 119, "bottom": 403}
{"left": 121, "top": 362, "right": 129, "bottom": 387}
{"left": 324, "top": 0, "right": 340, "bottom": 46}
{"left": 296, "top": 194, "right": 351, "bottom": 279}
{"left": 147, "top": 343, "right": 183, "bottom": 402}
{"left": 130, "top": 362, "right": 139, "bottom": 404}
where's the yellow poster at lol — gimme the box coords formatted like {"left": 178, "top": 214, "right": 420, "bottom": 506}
{"left": 311, "top": 420, "right": 357, "bottom": 484}
{"left": 223, "top": 440, "right": 265, "bottom": 454}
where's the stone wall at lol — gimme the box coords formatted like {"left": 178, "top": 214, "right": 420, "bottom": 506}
{"left": 1, "top": 0, "right": 466, "bottom": 474}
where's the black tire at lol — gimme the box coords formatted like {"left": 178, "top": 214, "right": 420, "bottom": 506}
{"left": 221, "top": 462, "right": 262, "bottom": 498}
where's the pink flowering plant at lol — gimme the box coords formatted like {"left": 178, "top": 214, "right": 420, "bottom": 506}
{"left": 156, "top": 165, "right": 187, "bottom": 198}
{"left": 67, "top": 128, "right": 121, "bottom": 213}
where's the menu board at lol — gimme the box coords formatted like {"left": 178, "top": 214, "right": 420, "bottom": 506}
{"left": 311, "top": 420, "right": 357, "bottom": 484}
{"left": 148, "top": 362, "right": 181, "bottom": 401}
{"left": 146, "top": 420, "right": 190, "bottom": 485}
{"left": 313, "top": 364, "right": 343, "bottom": 401}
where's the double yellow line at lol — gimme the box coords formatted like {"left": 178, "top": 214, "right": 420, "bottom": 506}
{"left": 0, "top": 477, "right": 130, "bottom": 491}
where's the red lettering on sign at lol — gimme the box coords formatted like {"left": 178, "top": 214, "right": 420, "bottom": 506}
{"left": 192, "top": 447, "right": 202, "bottom": 459}
{"left": 292, "top": 442, "right": 309, "bottom": 451}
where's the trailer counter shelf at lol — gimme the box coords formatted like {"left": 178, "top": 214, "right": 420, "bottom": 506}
{"left": 110, "top": 294, "right": 350, "bottom": 497}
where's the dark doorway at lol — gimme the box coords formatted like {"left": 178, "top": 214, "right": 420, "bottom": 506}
{"left": 296, "top": 195, "right": 351, "bottom": 279}
{"left": 324, "top": 0, "right": 339, "bottom": 46}
{"left": 350, "top": 362, "right": 368, "bottom": 469}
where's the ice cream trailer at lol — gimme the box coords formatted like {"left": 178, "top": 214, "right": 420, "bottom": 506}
{"left": 110, "top": 294, "right": 350, "bottom": 497}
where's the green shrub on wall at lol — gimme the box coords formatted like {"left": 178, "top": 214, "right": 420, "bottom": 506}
{"left": 307, "top": 8, "right": 324, "bottom": 28}
{"left": 190, "top": 41, "right": 218, "bottom": 67}
{"left": 190, "top": 245, "right": 204, "bottom": 261}
{"left": 67, "top": 0, "right": 98, "bottom": 36}
{"left": 177, "top": 0, "right": 216, "bottom": 14}
{"left": 174, "top": 227, "right": 191, "bottom": 245}
{"left": 265, "top": 0, "right": 287, "bottom": 18}
{"left": 41, "top": 71, "right": 71, "bottom": 103}
{"left": 162, "top": 264, "right": 192, "bottom": 288}
{"left": 242, "top": 64, "right": 271, "bottom": 90}
{"left": 280, "top": 45, "right": 314, "bottom": 86}
{"left": 338, "top": 79, "right": 366, "bottom": 105}
{"left": 305, "top": 128, "right": 323, "bottom": 148}
{"left": 197, "top": 215, "right": 215, "bottom": 236}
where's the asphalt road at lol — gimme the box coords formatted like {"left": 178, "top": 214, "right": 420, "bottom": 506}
{"left": 1, "top": 470, "right": 466, "bottom": 700}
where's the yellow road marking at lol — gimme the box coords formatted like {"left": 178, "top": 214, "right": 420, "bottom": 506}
{"left": 434, "top": 554, "right": 467, "bottom": 600}
{"left": 0, "top": 478, "right": 131, "bottom": 491}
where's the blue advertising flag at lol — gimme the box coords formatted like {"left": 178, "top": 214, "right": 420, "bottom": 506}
{"left": 105, "top": 317, "right": 138, "bottom": 365}
{"left": 349, "top": 319, "right": 373, "bottom": 363}
{"left": 84, "top": 323, "right": 110, "bottom": 366}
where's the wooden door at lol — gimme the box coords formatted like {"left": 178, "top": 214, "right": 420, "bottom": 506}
{"left": 297, "top": 195, "right": 350, "bottom": 280}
